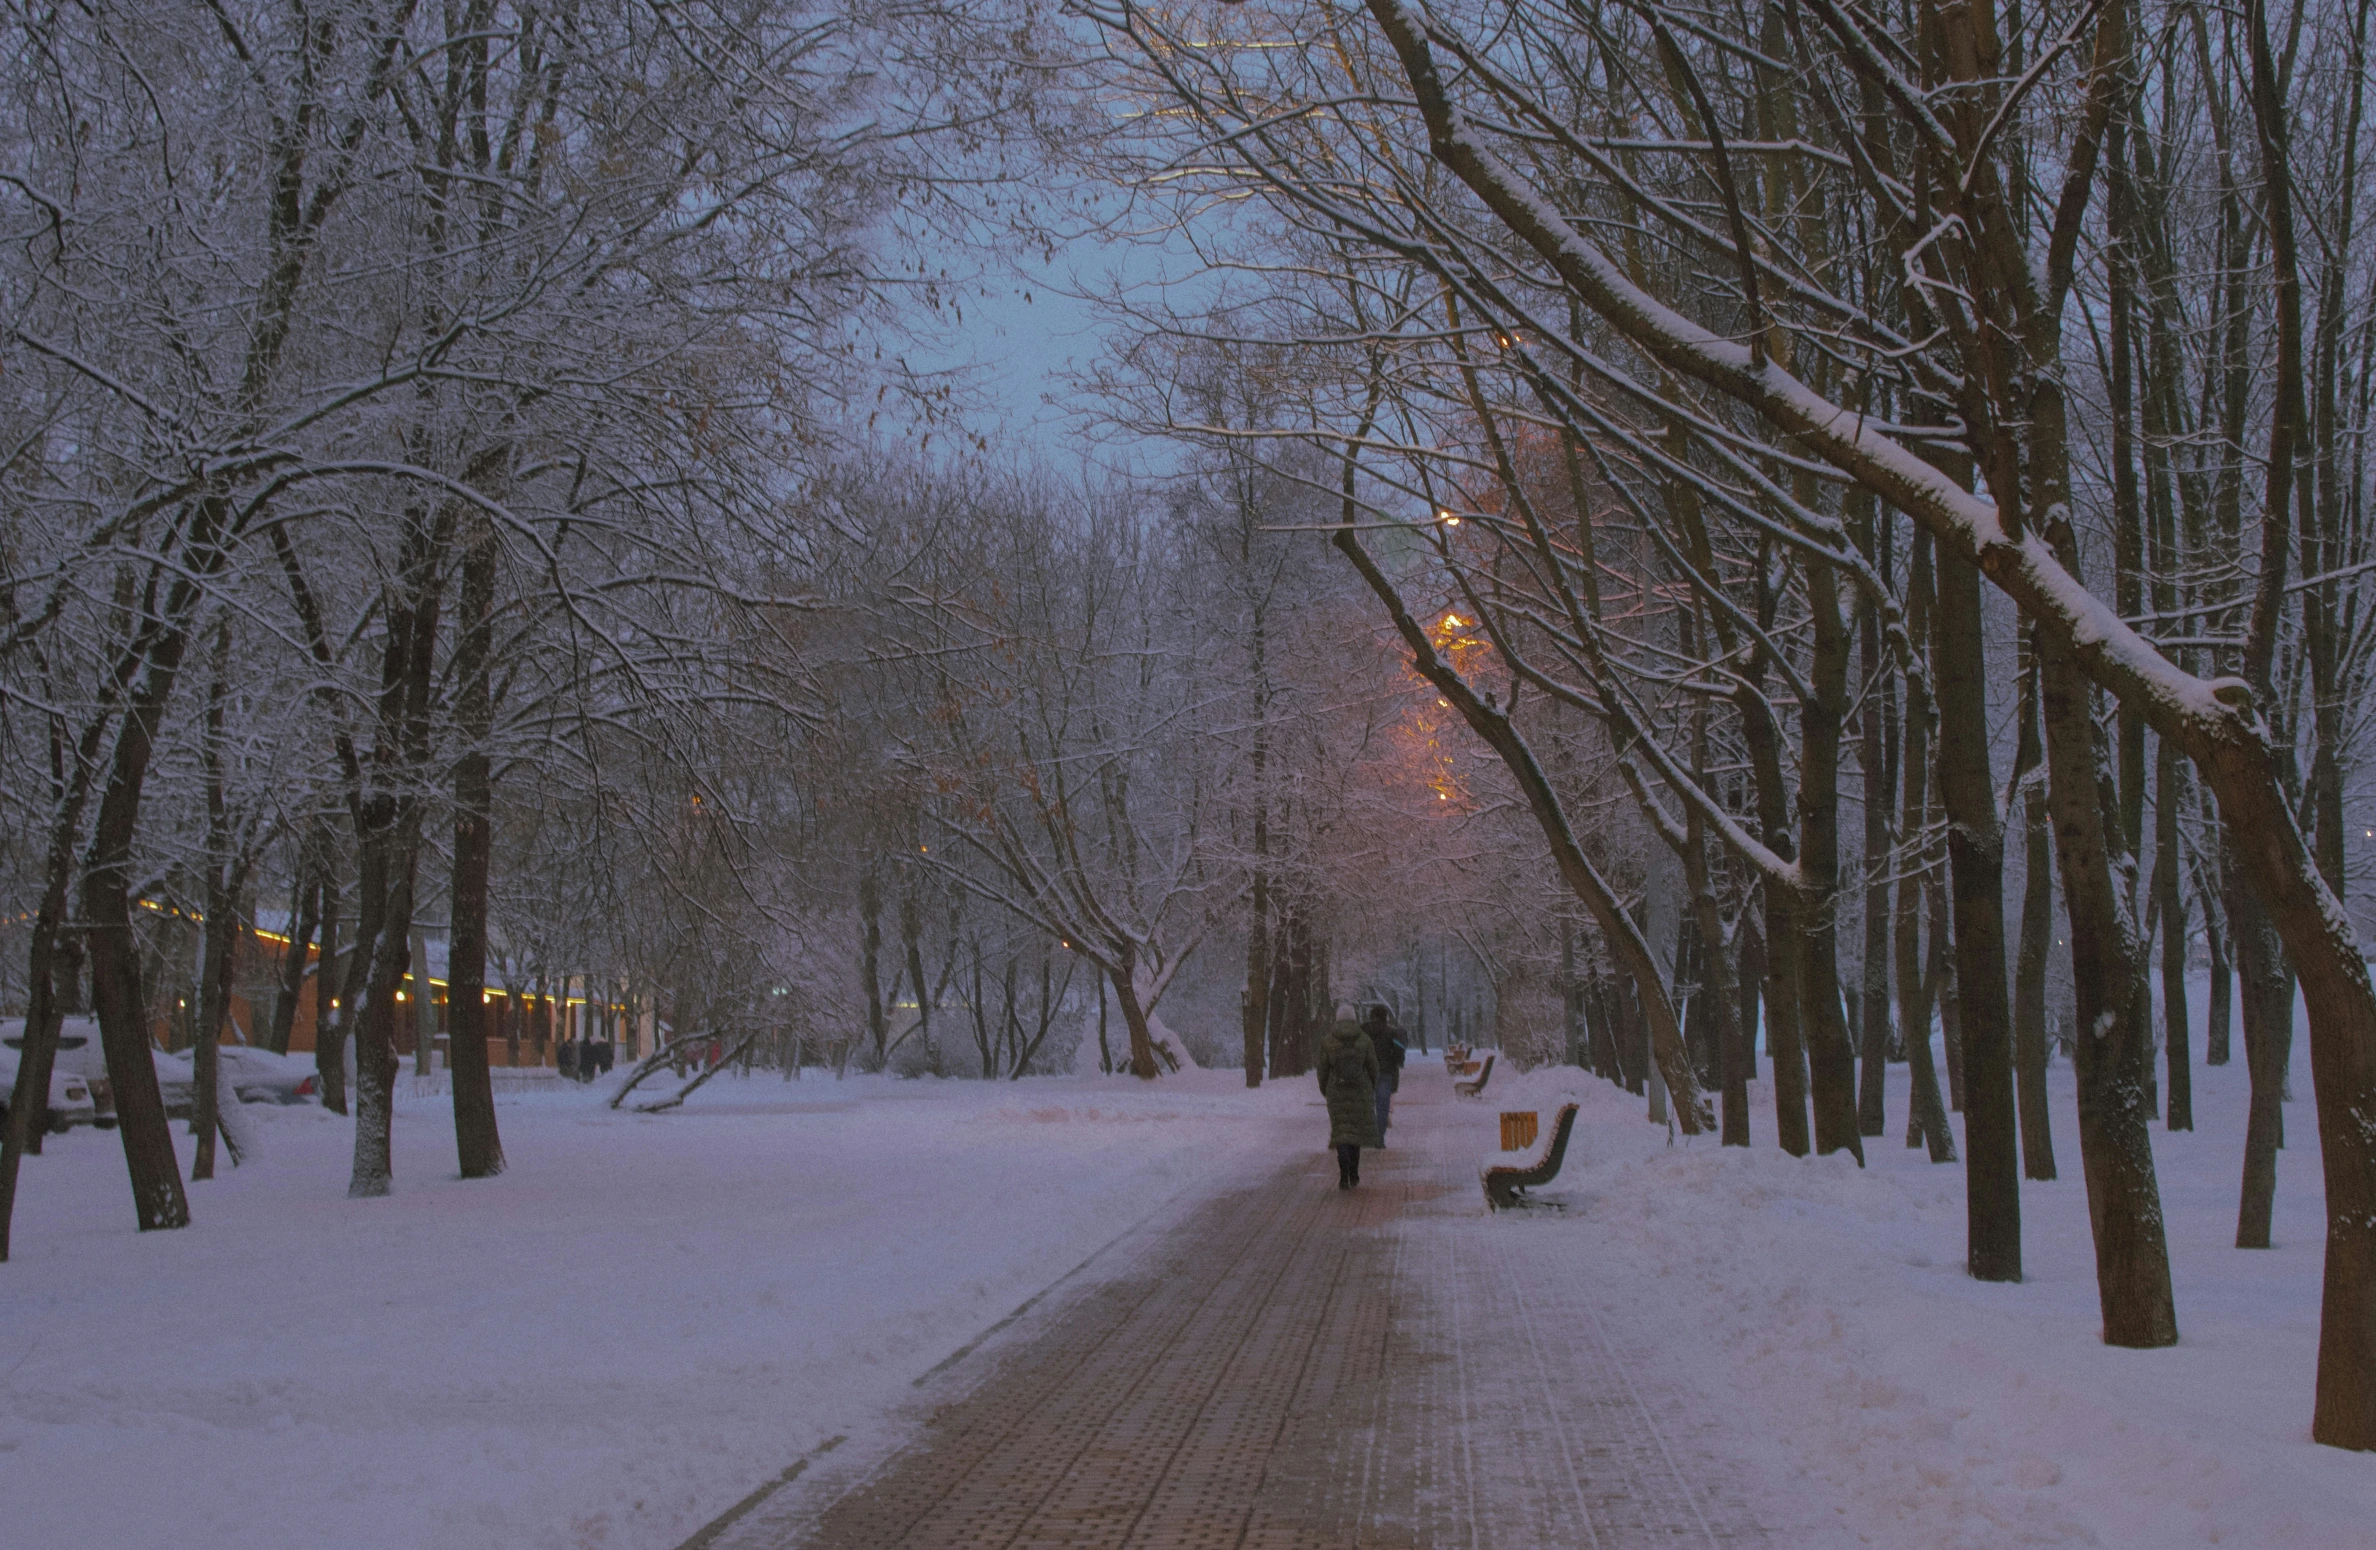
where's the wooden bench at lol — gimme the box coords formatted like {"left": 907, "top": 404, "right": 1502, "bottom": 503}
{"left": 1452, "top": 1051, "right": 1495, "bottom": 1099}
{"left": 1482, "top": 1101, "right": 1580, "bottom": 1211}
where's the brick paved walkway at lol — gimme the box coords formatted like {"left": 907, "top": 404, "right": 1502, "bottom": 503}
{"left": 705, "top": 1068, "right": 1775, "bottom": 1549}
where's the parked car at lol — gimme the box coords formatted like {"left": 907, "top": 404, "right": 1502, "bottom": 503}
{"left": 150, "top": 1049, "right": 197, "bottom": 1118}
{"left": 0, "top": 1019, "right": 317, "bottom": 1124}
{"left": 1, "top": 1018, "right": 114, "bottom": 1128}
{"left": 0, "top": 1033, "right": 101, "bottom": 1134}
{"left": 149, "top": 1048, "right": 319, "bottom": 1115}
{"left": 220, "top": 1046, "right": 319, "bottom": 1105}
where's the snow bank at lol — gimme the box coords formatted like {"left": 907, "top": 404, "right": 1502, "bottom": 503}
{"left": 0, "top": 1068, "right": 1308, "bottom": 1550}
{"left": 1492, "top": 1037, "right": 2368, "bottom": 1548}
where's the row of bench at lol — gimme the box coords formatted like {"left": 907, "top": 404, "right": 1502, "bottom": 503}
{"left": 1441, "top": 1046, "right": 1496, "bottom": 1099}
{"left": 1438, "top": 1046, "right": 1576, "bottom": 1211}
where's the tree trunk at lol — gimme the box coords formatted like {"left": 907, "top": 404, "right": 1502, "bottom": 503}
{"left": 345, "top": 813, "right": 414, "bottom": 1198}
{"left": 1937, "top": 548, "right": 2020, "bottom": 1280}
{"left": 859, "top": 866, "right": 887, "bottom": 1068}
{"left": 2013, "top": 638, "right": 2060, "bottom": 1181}
{"left": 1583, "top": 969, "right": 1621, "bottom": 1085}
{"left": 901, "top": 882, "right": 935, "bottom": 1076}
{"left": 1895, "top": 878, "right": 1952, "bottom": 1161}
{"left": 1761, "top": 889, "right": 1812, "bottom": 1155}
{"left": 2039, "top": 582, "right": 2176, "bottom": 1347}
{"left": 1242, "top": 864, "right": 1269, "bottom": 1087}
{"left": 1109, "top": 952, "right": 1160, "bottom": 1079}
{"left": 2201, "top": 861, "right": 2232, "bottom": 1067}
{"left": 446, "top": 516, "right": 504, "bottom": 1178}
{"left": 412, "top": 928, "right": 436, "bottom": 1079}
{"left": 1269, "top": 906, "right": 1310, "bottom": 1079}
{"left": 2231, "top": 857, "right": 2295, "bottom": 1250}
{"left": 268, "top": 856, "right": 321, "bottom": 1057}
{"left": 192, "top": 622, "right": 247, "bottom": 1184}
{"left": 1896, "top": 527, "right": 1954, "bottom": 1162}
{"left": 2156, "top": 740, "right": 2194, "bottom": 1133}
{"left": 1561, "top": 921, "right": 1582, "bottom": 1067}
{"left": 192, "top": 869, "right": 245, "bottom": 1181}
{"left": 85, "top": 751, "right": 192, "bottom": 1228}
{"left": 1243, "top": 587, "right": 1273, "bottom": 1086}
{"left": 82, "top": 582, "right": 217, "bottom": 1232}
{"left": 348, "top": 508, "right": 447, "bottom": 1199}
{"left": 69, "top": 493, "right": 248, "bottom": 1232}
{"left": 0, "top": 702, "right": 115, "bottom": 1255}
{"left": 1734, "top": 916, "right": 1762, "bottom": 1083}
{"left": 1857, "top": 577, "right": 1894, "bottom": 1139}
{"left": 1797, "top": 560, "right": 1864, "bottom": 1161}
{"left": 1614, "top": 970, "right": 1648, "bottom": 1095}
{"left": 447, "top": 776, "right": 503, "bottom": 1179}
{"left": 315, "top": 878, "right": 348, "bottom": 1115}
{"left": 1683, "top": 768, "right": 1749, "bottom": 1148}
{"left": 1932, "top": 898, "right": 1964, "bottom": 1114}
{"left": 1713, "top": 922, "right": 1750, "bottom": 1148}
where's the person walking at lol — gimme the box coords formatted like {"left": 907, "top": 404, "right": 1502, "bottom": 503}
{"left": 1363, "top": 1004, "right": 1406, "bottom": 1145}
{"left": 1317, "top": 1002, "right": 1381, "bottom": 1189}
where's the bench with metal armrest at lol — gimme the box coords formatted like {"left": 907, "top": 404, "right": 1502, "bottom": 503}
{"left": 1452, "top": 1051, "right": 1495, "bottom": 1098}
{"left": 1481, "top": 1101, "right": 1580, "bottom": 1211}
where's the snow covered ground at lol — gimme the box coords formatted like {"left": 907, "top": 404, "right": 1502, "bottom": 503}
{"left": 0, "top": 1068, "right": 1311, "bottom": 1550}
{"left": 3, "top": 1006, "right": 2367, "bottom": 1549}
{"left": 1488, "top": 1015, "right": 2369, "bottom": 1548}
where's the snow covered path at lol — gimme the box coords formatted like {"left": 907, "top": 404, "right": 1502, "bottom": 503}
{"left": 0, "top": 1071, "right": 1321, "bottom": 1550}
{"left": 728, "top": 1067, "right": 1783, "bottom": 1548}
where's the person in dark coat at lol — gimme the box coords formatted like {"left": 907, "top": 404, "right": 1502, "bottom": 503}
{"left": 557, "top": 1036, "right": 579, "bottom": 1081}
{"left": 1316, "top": 1003, "right": 1382, "bottom": 1188}
{"left": 1364, "top": 1004, "right": 1407, "bottom": 1144}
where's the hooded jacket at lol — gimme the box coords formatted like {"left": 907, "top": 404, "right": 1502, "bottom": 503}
{"left": 1315, "top": 1017, "right": 1383, "bottom": 1149}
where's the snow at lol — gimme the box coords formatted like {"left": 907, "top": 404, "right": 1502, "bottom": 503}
{"left": 4, "top": 988, "right": 2367, "bottom": 1549}
{"left": 1483, "top": 990, "right": 2370, "bottom": 1549}
{"left": 0, "top": 1067, "right": 1311, "bottom": 1550}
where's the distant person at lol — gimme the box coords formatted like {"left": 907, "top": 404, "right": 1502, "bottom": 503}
{"left": 557, "top": 1037, "right": 578, "bottom": 1081}
{"left": 1364, "top": 1004, "right": 1407, "bottom": 1144}
{"left": 1317, "top": 1002, "right": 1382, "bottom": 1189}
{"left": 596, "top": 1038, "right": 614, "bottom": 1076}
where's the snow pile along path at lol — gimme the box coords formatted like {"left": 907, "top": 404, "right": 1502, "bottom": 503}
{"left": 0, "top": 1069, "right": 1308, "bottom": 1550}
{"left": 1487, "top": 1037, "right": 2366, "bottom": 1550}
